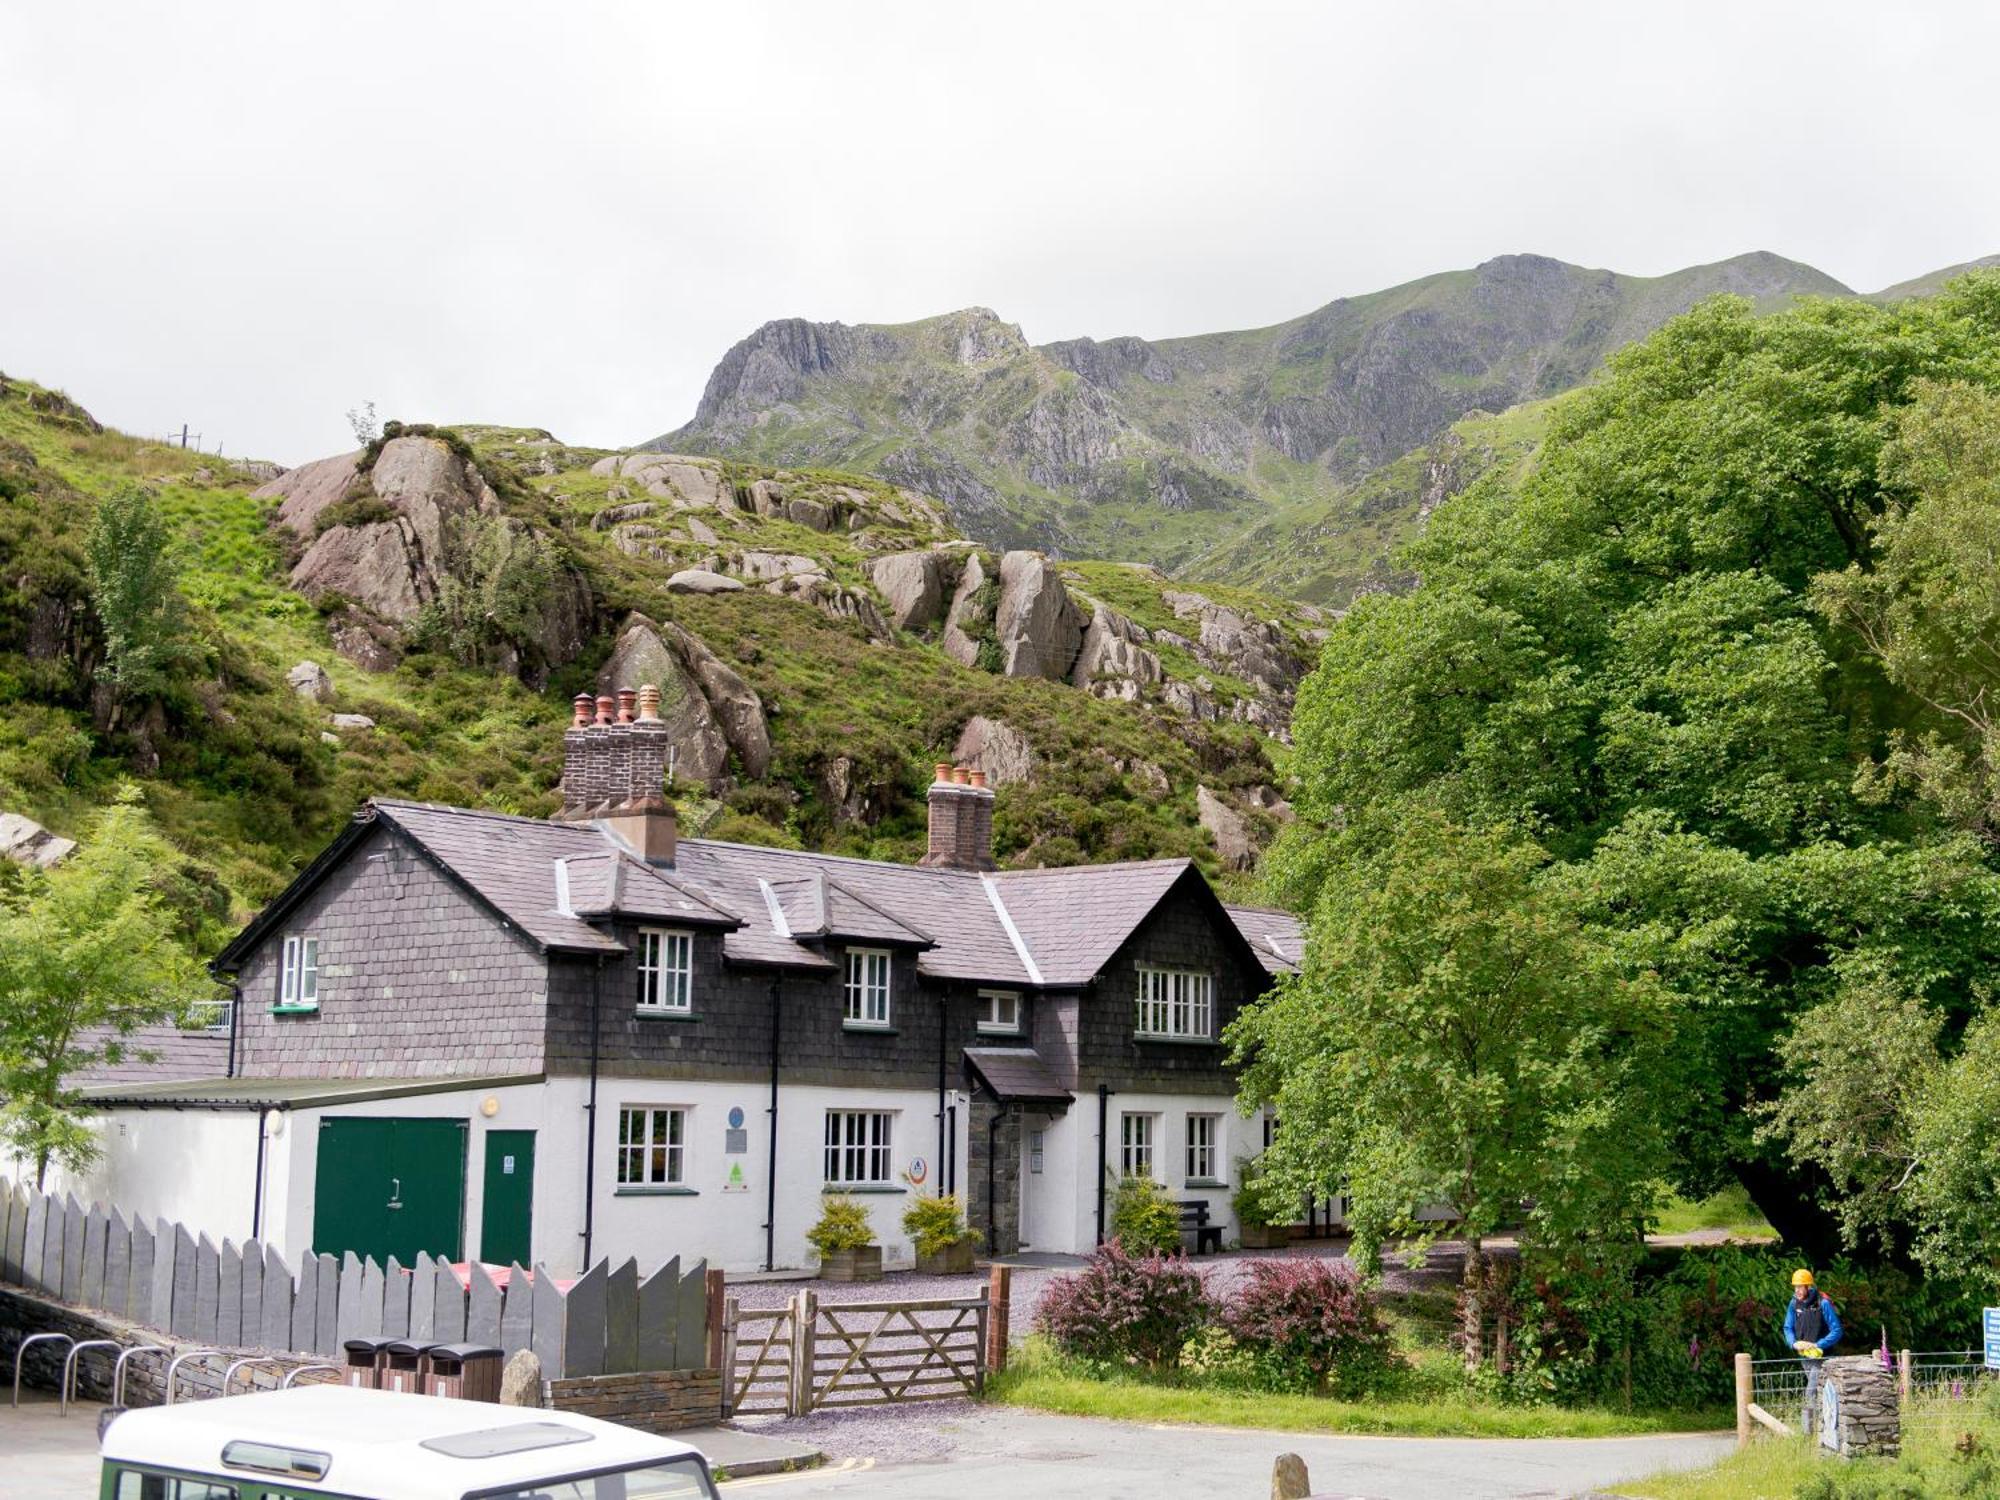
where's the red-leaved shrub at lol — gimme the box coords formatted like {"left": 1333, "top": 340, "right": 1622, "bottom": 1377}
{"left": 1221, "top": 1257, "right": 1400, "bottom": 1396}
{"left": 1034, "top": 1242, "right": 1214, "bottom": 1372}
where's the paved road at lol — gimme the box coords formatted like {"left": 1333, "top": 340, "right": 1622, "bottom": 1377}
{"left": 724, "top": 1407, "right": 1731, "bottom": 1500}
{"left": 3, "top": 1396, "right": 1729, "bottom": 1500}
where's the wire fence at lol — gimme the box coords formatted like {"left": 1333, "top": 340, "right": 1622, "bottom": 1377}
{"left": 1745, "top": 1350, "right": 1994, "bottom": 1438}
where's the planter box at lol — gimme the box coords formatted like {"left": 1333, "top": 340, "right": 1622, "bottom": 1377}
{"left": 915, "top": 1241, "right": 977, "bottom": 1275}
{"left": 1237, "top": 1223, "right": 1285, "bottom": 1249}
{"left": 820, "top": 1246, "right": 884, "bottom": 1283}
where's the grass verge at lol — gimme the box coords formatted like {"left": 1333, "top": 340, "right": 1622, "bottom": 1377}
{"left": 988, "top": 1341, "right": 1731, "bottom": 1441}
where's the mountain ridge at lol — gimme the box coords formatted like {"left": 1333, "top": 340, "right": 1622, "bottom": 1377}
{"left": 655, "top": 250, "right": 1988, "bottom": 596}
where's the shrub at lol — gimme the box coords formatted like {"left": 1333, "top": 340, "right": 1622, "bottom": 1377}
{"left": 1034, "top": 1242, "right": 1214, "bottom": 1372}
{"left": 1111, "top": 1175, "right": 1183, "bottom": 1254}
{"left": 902, "top": 1193, "right": 979, "bottom": 1257}
{"left": 1232, "top": 1155, "right": 1278, "bottom": 1228}
{"left": 806, "top": 1194, "right": 876, "bottom": 1256}
{"left": 1222, "top": 1258, "right": 1401, "bottom": 1396}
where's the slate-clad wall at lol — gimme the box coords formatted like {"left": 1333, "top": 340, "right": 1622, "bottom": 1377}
{"left": 1075, "top": 880, "right": 1267, "bottom": 1094}
{"left": 547, "top": 933, "right": 1020, "bottom": 1092}
{"left": 232, "top": 824, "right": 551, "bottom": 1079}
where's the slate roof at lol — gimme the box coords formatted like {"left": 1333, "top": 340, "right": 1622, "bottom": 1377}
{"left": 1223, "top": 904, "right": 1306, "bottom": 974}
{"left": 964, "top": 1047, "right": 1074, "bottom": 1104}
{"left": 216, "top": 799, "right": 1301, "bottom": 993}
{"left": 72, "top": 1022, "right": 232, "bottom": 1085}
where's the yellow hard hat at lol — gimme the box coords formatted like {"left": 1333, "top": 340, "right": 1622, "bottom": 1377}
{"left": 1792, "top": 1269, "right": 1815, "bottom": 1287}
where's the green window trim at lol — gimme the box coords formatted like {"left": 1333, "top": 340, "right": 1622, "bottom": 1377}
{"left": 269, "top": 1003, "right": 320, "bottom": 1016}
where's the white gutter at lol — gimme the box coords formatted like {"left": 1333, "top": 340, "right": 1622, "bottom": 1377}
{"left": 981, "top": 875, "right": 1045, "bottom": 987}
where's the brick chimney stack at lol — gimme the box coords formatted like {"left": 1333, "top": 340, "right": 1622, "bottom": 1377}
{"left": 558, "top": 683, "right": 678, "bottom": 863}
{"left": 920, "top": 762, "right": 996, "bottom": 871}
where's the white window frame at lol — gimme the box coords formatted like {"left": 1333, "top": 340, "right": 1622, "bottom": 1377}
{"left": 976, "top": 989, "right": 1021, "bottom": 1034}
{"left": 1185, "top": 1113, "right": 1221, "bottom": 1184}
{"left": 616, "top": 1104, "right": 687, "bottom": 1189}
{"left": 824, "top": 1109, "right": 894, "bottom": 1186}
{"left": 278, "top": 934, "right": 319, "bottom": 1009}
{"left": 1135, "top": 966, "right": 1214, "bottom": 1040}
{"left": 1120, "top": 1113, "right": 1157, "bottom": 1180}
{"left": 844, "top": 948, "right": 892, "bottom": 1028}
{"left": 636, "top": 928, "right": 694, "bottom": 1013}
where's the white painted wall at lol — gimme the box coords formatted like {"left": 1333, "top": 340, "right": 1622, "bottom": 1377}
{"left": 13, "top": 1108, "right": 262, "bottom": 1247}
{"left": 1056, "top": 1091, "right": 1262, "bottom": 1247}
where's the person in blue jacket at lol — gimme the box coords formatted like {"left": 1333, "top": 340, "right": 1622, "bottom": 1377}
{"left": 1782, "top": 1268, "right": 1841, "bottom": 1431}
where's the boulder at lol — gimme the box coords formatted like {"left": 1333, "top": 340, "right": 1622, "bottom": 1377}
{"left": 326, "top": 611, "right": 401, "bottom": 672}
{"left": 498, "top": 1349, "right": 542, "bottom": 1408}
{"left": 940, "top": 552, "right": 991, "bottom": 667}
{"left": 329, "top": 713, "right": 376, "bottom": 732}
{"left": 590, "top": 502, "right": 657, "bottom": 530}
{"left": 1197, "top": 786, "right": 1256, "bottom": 870}
{"left": 786, "top": 497, "right": 832, "bottom": 531}
{"left": 255, "top": 450, "right": 363, "bottom": 535}
{"left": 0, "top": 813, "right": 76, "bottom": 869}
{"left": 1073, "top": 600, "right": 1163, "bottom": 691}
{"left": 866, "top": 550, "right": 950, "bottom": 632}
{"left": 1162, "top": 680, "right": 1218, "bottom": 722}
{"left": 287, "top": 661, "right": 333, "bottom": 703}
{"left": 768, "top": 574, "right": 891, "bottom": 641}
{"left": 994, "top": 551, "right": 1084, "bottom": 680}
{"left": 597, "top": 616, "right": 731, "bottom": 787}
{"left": 292, "top": 521, "right": 429, "bottom": 624}
{"left": 746, "top": 478, "right": 786, "bottom": 517}
{"left": 593, "top": 454, "right": 730, "bottom": 512}
{"left": 1271, "top": 1453, "right": 1310, "bottom": 1500}
{"left": 368, "top": 435, "right": 500, "bottom": 564}
{"left": 820, "top": 756, "right": 877, "bottom": 825}
{"left": 660, "top": 621, "right": 773, "bottom": 780}
{"left": 666, "top": 568, "right": 743, "bottom": 595}
{"left": 733, "top": 551, "right": 820, "bottom": 583}
{"left": 686, "top": 517, "right": 720, "bottom": 545}
{"left": 953, "top": 716, "right": 1035, "bottom": 787}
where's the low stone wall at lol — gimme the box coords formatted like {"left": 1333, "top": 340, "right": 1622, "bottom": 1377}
{"left": 547, "top": 1369, "right": 724, "bottom": 1433}
{"left": 1, "top": 1285, "right": 331, "bottom": 1406}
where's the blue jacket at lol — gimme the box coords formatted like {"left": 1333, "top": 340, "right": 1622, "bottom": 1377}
{"left": 1783, "top": 1291, "right": 1841, "bottom": 1353}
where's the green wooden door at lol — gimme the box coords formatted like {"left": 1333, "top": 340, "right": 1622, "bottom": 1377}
{"left": 313, "top": 1117, "right": 467, "bottom": 1264}
{"left": 479, "top": 1129, "right": 536, "bottom": 1267}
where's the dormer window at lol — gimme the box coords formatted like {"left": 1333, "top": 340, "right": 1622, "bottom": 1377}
{"left": 844, "top": 948, "right": 892, "bottom": 1028}
{"left": 977, "top": 990, "right": 1021, "bottom": 1034}
{"left": 277, "top": 935, "right": 319, "bottom": 1012}
{"left": 1136, "top": 966, "right": 1212, "bottom": 1039}
{"left": 637, "top": 929, "right": 693, "bottom": 1013}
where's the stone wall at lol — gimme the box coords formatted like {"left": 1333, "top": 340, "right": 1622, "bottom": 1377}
{"left": 547, "top": 1368, "right": 724, "bottom": 1433}
{"left": 965, "top": 1098, "right": 1023, "bottom": 1255}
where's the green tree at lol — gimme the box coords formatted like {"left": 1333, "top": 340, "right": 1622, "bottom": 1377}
{"left": 415, "top": 513, "right": 559, "bottom": 670}
{"left": 0, "top": 788, "right": 204, "bottom": 1185}
{"left": 1232, "top": 810, "right": 1672, "bottom": 1286}
{"left": 1906, "top": 1010, "right": 2000, "bottom": 1289}
{"left": 83, "top": 487, "right": 190, "bottom": 715}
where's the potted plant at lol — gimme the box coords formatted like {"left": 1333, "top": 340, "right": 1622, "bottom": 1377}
{"left": 903, "top": 1193, "right": 981, "bottom": 1274}
{"left": 1234, "top": 1158, "right": 1286, "bottom": 1249}
{"left": 809, "top": 1193, "right": 883, "bottom": 1282}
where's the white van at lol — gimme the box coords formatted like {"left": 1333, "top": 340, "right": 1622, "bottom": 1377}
{"left": 97, "top": 1385, "right": 720, "bottom": 1500}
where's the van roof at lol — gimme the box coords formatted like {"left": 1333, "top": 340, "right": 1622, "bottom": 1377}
{"left": 101, "top": 1386, "right": 704, "bottom": 1497}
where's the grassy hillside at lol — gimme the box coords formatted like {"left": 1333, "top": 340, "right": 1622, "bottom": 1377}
{"left": 0, "top": 371, "right": 1295, "bottom": 944}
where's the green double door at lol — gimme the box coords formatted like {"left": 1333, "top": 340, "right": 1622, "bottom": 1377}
{"left": 313, "top": 1117, "right": 468, "bottom": 1264}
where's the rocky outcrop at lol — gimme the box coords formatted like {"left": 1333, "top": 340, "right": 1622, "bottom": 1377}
{"left": 1196, "top": 786, "right": 1256, "bottom": 871}
{"left": 993, "top": 550, "right": 1084, "bottom": 680}
{"left": 865, "top": 550, "right": 950, "bottom": 631}
{"left": 257, "top": 451, "right": 362, "bottom": 535}
{"left": 940, "top": 552, "right": 991, "bottom": 668}
{"left": 666, "top": 568, "right": 743, "bottom": 595}
{"left": 765, "top": 573, "right": 891, "bottom": 641}
{"left": 953, "top": 716, "right": 1034, "bottom": 787}
{"left": 1072, "top": 600, "right": 1163, "bottom": 697}
{"left": 597, "top": 614, "right": 772, "bottom": 787}
{"left": 590, "top": 454, "right": 732, "bottom": 512}
{"left": 0, "top": 813, "right": 75, "bottom": 869}
{"left": 1161, "top": 590, "right": 1306, "bottom": 699}
{"left": 660, "top": 621, "right": 773, "bottom": 780}
{"left": 287, "top": 661, "right": 333, "bottom": 703}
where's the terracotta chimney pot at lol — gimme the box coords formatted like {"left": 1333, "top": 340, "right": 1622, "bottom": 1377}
{"left": 969, "top": 769, "right": 988, "bottom": 788}
{"left": 595, "top": 694, "right": 615, "bottom": 726}
{"left": 572, "top": 693, "right": 594, "bottom": 728}
{"left": 934, "top": 761, "right": 953, "bottom": 784}
{"left": 637, "top": 684, "right": 662, "bottom": 722}
{"left": 952, "top": 765, "right": 971, "bottom": 785}
{"left": 616, "top": 687, "right": 638, "bottom": 724}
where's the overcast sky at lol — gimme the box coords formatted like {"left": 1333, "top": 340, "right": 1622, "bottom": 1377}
{"left": 4, "top": 1, "right": 1997, "bottom": 465}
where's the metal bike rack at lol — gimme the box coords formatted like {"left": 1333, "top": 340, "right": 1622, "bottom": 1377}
{"left": 12, "top": 1333, "right": 76, "bottom": 1408}
{"left": 221, "top": 1357, "right": 287, "bottom": 1397}
{"left": 112, "top": 1345, "right": 169, "bottom": 1409}
{"left": 163, "top": 1349, "right": 224, "bottom": 1405}
{"left": 281, "top": 1364, "right": 342, "bottom": 1389}
{"left": 61, "top": 1339, "right": 123, "bottom": 1416}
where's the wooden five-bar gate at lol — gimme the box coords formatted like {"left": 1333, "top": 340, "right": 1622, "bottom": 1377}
{"left": 722, "top": 1278, "right": 1001, "bottom": 1416}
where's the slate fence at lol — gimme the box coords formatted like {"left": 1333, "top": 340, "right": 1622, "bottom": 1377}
{"left": 0, "top": 1179, "right": 712, "bottom": 1384}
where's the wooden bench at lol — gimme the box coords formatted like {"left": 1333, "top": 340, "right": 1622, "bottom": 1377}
{"left": 1179, "top": 1199, "right": 1223, "bottom": 1254}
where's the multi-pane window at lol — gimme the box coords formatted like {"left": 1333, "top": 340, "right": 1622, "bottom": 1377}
{"left": 824, "top": 1109, "right": 894, "bottom": 1185}
{"left": 1135, "top": 967, "right": 1213, "bottom": 1039}
{"left": 844, "top": 949, "right": 892, "bottom": 1027}
{"left": 976, "top": 990, "right": 1021, "bottom": 1033}
{"left": 1120, "top": 1113, "right": 1157, "bottom": 1179}
{"left": 1185, "top": 1114, "right": 1221, "bottom": 1183}
{"left": 279, "top": 935, "right": 319, "bottom": 1008}
{"left": 617, "top": 1105, "right": 686, "bottom": 1187}
{"left": 637, "top": 929, "right": 693, "bottom": 1012}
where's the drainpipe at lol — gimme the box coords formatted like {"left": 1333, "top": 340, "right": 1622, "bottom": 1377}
{"left": 987, "top": 1103, "right": 1003, "bottom": 1254}
{"left": 764, "top": 975, "right": 782, "bottom": 1273}
{"left": 250, "top": 1106, "right": 272, "bottom": 1240}
{"left": 581, "top": 956, "right": 604, "bottom": 1268}
{"left": 946, "top": 1103, "right": 957, "bottom": 1197}
{"left": 225, "top": 980, "right": 242, "bottom": 1079}
{"left": 1095, "top": 1083, "right": 1111, "bottom": 1246}
{"left": 936, "top": 994, "right": 948, "bottom": 1197}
